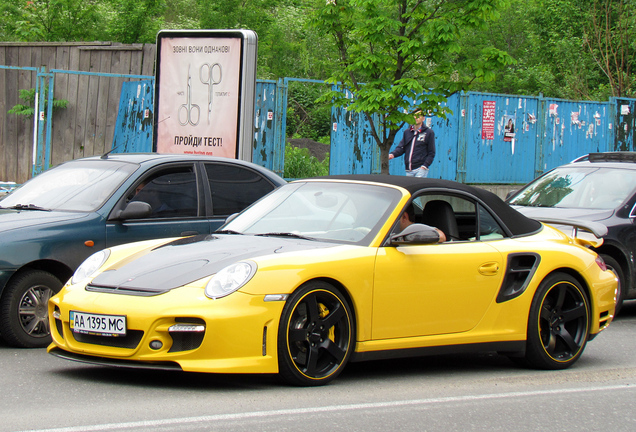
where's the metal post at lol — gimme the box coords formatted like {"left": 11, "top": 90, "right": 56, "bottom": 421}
{"left": 35, "top": 67, "right": 48, "bottom": 176}
{"left": 456, "top": 93, "right": 469, "bottom": 183}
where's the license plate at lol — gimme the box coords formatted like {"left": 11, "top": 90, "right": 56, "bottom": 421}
{"left": 70, "top": 311, "right": 126, "bottom": 336}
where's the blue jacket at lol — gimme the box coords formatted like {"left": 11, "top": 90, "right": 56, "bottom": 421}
{"left": 391, "top": 125, "right": 436, "bottom": 170}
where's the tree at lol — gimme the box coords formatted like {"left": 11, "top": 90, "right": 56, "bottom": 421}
{"left": 1, "top": 0, "right": 103, "bottom": 42}
{"left": 314, "top": 0, "right": 514, "bottom": 174}
{"left": 584, "top": 0, "right": 635, "bottom": 98}
{"left": 7, "top": 87, "right": 68, "bottom": 118}
{"left": 106, "top": 0, "right": 167, "bottom": 44}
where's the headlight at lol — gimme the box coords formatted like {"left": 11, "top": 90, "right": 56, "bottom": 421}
{"left": 71, "top": 250, "right": 111, "bottom": 284}
{"left": 205, "top": 261, "right": 256, "bottom": 299}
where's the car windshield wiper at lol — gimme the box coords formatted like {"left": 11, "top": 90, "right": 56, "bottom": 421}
{"left": 255, "top": 232, "right": 315, "bottom": 241}
{"left": 214, "top": 229, "right": 244, "bottom": 235}
{"left": 3, "top": 204, "right": 51, "bottom": 211}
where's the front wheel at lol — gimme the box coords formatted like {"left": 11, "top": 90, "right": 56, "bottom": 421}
{"left": 277, "top": 281, "right": 355, "bottom": 386}
{"left": 0, "top": 270, "right": 63, "bottom": 348}
{"left": 523, "top": 272, "right": 590, "bottom": 369}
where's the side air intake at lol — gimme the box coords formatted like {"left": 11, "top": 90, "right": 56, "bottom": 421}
{"left": 496, "top": 253, "right": 541, "bottom": 303}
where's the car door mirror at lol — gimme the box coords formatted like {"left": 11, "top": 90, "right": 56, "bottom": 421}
{"left": 390, "top": 224, "right": 441, "bottom": 245}
{"left": 505, "top": 189, "right": 518, "bottom": 201}
{"left": 224, "top": 212, "right": 239, "bottom": 224}
{"left": 116, "top": 201, "right": 152, "bottom": 220}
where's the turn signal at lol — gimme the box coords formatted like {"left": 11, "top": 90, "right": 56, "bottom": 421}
{"left": 149, "top": 340, "right": 163, "bottom": 350}
{"left": 595, "top": 255, "right": 607, "bottom": 271}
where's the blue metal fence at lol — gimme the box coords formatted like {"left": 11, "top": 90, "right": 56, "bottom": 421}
{"left": 328, "top": 91, "right": 635, "bottom": 184}
{"left": 460, "top": 93, "right": 539, "bottom": 183}
{"left": 613, "top": 97, "right": 636, "bottom": 151}
{"left": 110, "top": 80, "right": 155, "bottom": 154}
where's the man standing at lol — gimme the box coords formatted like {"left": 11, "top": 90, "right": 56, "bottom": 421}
{"left": 389, "top": 109, "right": 436, "bottom": 177}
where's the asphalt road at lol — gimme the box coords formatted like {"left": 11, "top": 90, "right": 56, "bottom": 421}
{"left": 2, "top": 303, "right": 636, "bottom": 432}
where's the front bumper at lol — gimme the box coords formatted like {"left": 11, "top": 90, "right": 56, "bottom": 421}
{"left": 48, "top": 285, "right": 286, "bottom": 374}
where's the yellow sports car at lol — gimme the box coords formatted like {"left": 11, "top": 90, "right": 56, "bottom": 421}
{"left": 48, "top": 175, "right": 617, "bottom": 386}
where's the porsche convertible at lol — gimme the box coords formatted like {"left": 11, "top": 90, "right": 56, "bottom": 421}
{"left": 48, "top": 175, "right": 617, "bottom": 386}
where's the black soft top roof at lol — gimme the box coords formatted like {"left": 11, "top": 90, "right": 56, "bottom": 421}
{"left": 309, "top": 174, "right": 542, "bottom": 237}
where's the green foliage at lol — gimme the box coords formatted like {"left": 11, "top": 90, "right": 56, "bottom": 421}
{"left": 106, "top": 0, "right": 166, "bottom": 43}
{"left": 467, "top": 0, "right": 634, "bottom": 99}
{"left": 284, "top": 143, "right": 329, "bottom": 179}
{"left": 286, "top": 81, "right": 332, "bottom": 140}
{"left": 162, "top": 0, "right": 199, "bottom": 29}
{"left": 1, "top": 0, "right": 104, "bottom": 42}
{"left": 7, "top": 87, "right": 68, "bottom": 118}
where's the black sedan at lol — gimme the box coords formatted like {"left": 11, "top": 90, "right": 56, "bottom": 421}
{"left": 0, "top": 153, "right": 285, "bottom": 348}
{"left": 507, "top": 152, "right": 636, "bottom": 312}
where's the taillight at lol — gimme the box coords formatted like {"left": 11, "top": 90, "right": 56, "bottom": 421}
{"left": 595, "top": 255, "right": 607, "bottom": 271}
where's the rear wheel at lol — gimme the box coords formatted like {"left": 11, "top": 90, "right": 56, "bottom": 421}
{"left": 277, "top": 281, "right": 354, "bottom": 386}
{"left": 523, "top": 272, "right": 589, "bottom": 369}
{"left": 0, "top": 270, "right": 62, "bottom": 348}
{"left": 600, "top": 254, "right": 624, "bottom": 315}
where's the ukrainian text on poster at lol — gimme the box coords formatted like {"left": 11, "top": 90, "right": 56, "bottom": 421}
{"left": 482, "top": 101, "right": 496, "bottom": 140}
{"left": 156, "top": 37, "right": 241, "bottom": 157}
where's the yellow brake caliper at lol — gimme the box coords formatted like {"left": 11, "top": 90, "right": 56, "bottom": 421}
{"left": 318, "top": 303, "right": 335, "bottom": 342}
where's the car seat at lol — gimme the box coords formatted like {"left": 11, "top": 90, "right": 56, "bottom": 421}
{"left": 422, "top": 200, "right": 459, "bottom": 241}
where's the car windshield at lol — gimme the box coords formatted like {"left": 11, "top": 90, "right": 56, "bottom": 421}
{"left": 0, "top": 160, "right": 138, "bottom": 212}
{"left": 509, "top": 166, "right": 636, "bottom": 210}
{"left": 223, "top": 181, "right": 403, "bottom": 245}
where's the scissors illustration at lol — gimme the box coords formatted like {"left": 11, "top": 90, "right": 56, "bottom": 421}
{"left": 178, "top": 65, "right": 200, "bottom": 126}
{"left": 199, "top": 63, "right": 222, "bottom": 125}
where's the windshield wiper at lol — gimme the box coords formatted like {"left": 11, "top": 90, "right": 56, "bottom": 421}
{"left": 255, "top": 232, "right": 315, "bottom": 241}
{"left": 4, "top": 204, "right": 51, "bottom": 211}
{"left": 214, "top": 229, "right": 244, "bottom": 235}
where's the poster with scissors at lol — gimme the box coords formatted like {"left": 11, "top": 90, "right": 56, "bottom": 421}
{"left": 154, "top": 30, "right": 257, "bottom": 160}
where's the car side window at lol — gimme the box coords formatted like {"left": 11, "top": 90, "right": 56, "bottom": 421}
{"left": 477, "top": 204, "right": 506, "bottom": 240}
{"left": 412, "top": 194, "right": 476, "bottom": 241}
{"left": 412, "top": 195, "right": 507, "bottom": 242}
{"left": 204, "top": 163, "right": 275, "bottom": 216}
{"left": 132, "top": 169, "right": 198, "bottom": 218}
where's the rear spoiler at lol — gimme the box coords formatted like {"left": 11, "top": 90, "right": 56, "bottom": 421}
{"left": 537, "top": 217, "right": 607, "bottom": 248}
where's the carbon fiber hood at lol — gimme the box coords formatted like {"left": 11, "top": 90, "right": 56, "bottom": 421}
{"left": 89, "top": 234, "right": 334, "bottom": 294}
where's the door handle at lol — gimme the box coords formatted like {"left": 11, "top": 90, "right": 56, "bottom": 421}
{"left": 181, "top": 231, "right": 199, "bottom": 236}
{"left": 479, "top": 262, "right": 500, "bottom": 276}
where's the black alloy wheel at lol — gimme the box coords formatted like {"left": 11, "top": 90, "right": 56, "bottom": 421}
{"left": 0, "top": 270, "right": 62, "bottom": 348}
{"left": 278, "top": 281, "right": 354, "bottom": 386}
{"left": 524, "top": 272, "right": 590, "bottom": 369}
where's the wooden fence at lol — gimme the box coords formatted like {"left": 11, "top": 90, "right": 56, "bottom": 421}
{"left": 0, "top": 42, "right": 155, "bottom": 184}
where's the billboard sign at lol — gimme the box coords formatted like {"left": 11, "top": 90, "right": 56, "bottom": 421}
{"left": 154, "top": 29, "right": 257, "bottom": 160}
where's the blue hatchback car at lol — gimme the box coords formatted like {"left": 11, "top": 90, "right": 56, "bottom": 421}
{"left": 0, "top": 153, "right": 285, "bottom": 348}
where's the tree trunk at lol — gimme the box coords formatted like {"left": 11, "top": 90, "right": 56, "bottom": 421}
{"left": 380, "top": 142, "right": 392, "bottom": 174}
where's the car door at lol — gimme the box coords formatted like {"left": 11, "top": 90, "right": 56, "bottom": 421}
{"left": 105, "top": 162, "right": 211, "bottom": 246}
{"left": 371, "top": 194, "right": 506, "bottom": 340}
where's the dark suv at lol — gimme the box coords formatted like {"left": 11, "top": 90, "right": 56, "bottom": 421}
{"left": 507, "top": 152, "right": 636, "bottom": 312}
{"left": 0, "top": 154, "right": 285, "bottom": 348}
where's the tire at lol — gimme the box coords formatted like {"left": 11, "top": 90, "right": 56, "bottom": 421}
{"left": 277, "top": 281, "right": 355, "bottom": 386}
{"left": 0, "top": 270, "right": 63, "bottom": 348}
{"left": 600, "top": 254, "right": 625, "bottom": 315}
{"left": 523, "top": 272, "right": 590, "bottom": 369}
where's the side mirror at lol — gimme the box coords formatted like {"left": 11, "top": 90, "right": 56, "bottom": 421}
{"left": 390, "top": 223, "right": 441, "bottom": 245}
{"left": 224, "top": 212, "right": 239, "bottom": 224}
{"left": 115, "top": 201, "right": 152, "bottom": 220}
{"left": 505, "top": 189, "right": 518, "bottom": 201}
